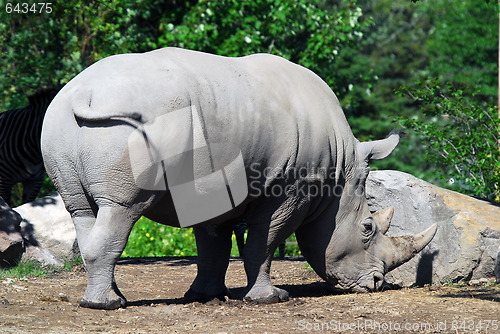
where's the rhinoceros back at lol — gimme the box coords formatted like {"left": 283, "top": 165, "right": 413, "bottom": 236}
{"left": 43, "top": 48, "right": 356, "bottom": 218}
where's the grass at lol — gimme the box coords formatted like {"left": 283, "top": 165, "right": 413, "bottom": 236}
{"left": 122, "top": 216, "right": 302, "bottom": 258}
{"left": 0, "top": 260, "right": 49, "bottom": 279}
{"left": 0, "top": 257, "right": 83, "bottom": 280}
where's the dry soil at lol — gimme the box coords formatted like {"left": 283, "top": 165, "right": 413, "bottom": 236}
{"left": 1, "top": 257, "right": 499, "bottom": 333}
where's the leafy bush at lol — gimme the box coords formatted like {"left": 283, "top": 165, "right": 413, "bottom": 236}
{"left": 8, "top": 175, "right": 56, "bottom": 207}
{"left": 123, "top": 217, "right": 197, "bottom": 257}
{"left": 158, "top": 0, "right": 367, "bottom": 92}
{"left": 398, "top": 79, "right": 499, "bottom": 201}
{"left": 122, "top": 217, "right": 301, "bottom": 258}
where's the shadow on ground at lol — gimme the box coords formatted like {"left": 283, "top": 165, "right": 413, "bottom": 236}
{"left": 437, "top": 286, "right": 500, "bottom": 303}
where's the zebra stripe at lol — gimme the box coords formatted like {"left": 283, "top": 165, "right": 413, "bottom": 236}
{"left": 0, "top": 89, "right": 57, "bottom": 206}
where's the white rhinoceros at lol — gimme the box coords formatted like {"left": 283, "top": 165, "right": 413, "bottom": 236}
{"left": 41, "top": 47, "right": 436, "bottom": 310}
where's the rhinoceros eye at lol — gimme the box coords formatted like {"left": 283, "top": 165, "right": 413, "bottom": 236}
{"left": 361, "top": 221, "right": 374, "bottom": 245}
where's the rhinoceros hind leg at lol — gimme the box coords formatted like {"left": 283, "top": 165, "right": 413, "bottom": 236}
{"left": 185, "top": 223, "right": 233, "bottom": 302}
{"left": 183, "top": 286, "right": 230, "bottom": 303}
{"left": 77, "top": 205, "right": 138, "bottom": 310}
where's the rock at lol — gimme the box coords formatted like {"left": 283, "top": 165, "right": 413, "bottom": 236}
{"left": 478, "top": 277, "right": 489, "bottom": 284}
{"left": 469, "top": 279, "right": 481, "bottom": 286}
{"left": 58, "top": 293, "right": 70, "bottom": 302}
{"left": 22, "top": 244, "right": 64, "bottom": 267}
{"left": 0, "top": 197, "right": 24, "bottom": 267}
{"left": 495, "top": 246, "right": 500, "bottom": 283}
{"left": 14, "top": 193, "right": 78, "bottom": 265}
{"left": 0, "top": 230, "right": 24, "bottom": 267}
{"left": 366, "top": 170, "right": 500, "bottom": 286}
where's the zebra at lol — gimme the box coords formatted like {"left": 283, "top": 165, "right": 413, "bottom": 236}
{"left": 0, "top": 89, "right": 57, "bottom": 206}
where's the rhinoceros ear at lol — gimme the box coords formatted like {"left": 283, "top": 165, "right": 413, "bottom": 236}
{"left": 358, "top": 131, "right": 403, "bottom": 161}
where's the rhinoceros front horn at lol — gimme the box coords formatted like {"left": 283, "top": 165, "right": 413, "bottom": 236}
{"left": 384, "top": 224, "right": 438, "bottom": 272}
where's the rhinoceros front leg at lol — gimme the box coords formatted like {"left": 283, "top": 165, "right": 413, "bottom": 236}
{"left": 242, "top": 222, "right": 290, "bottom": 303}
{"left": 244, "top": 216, "right": 309, "bottom": 303}
{"left": 184, "top": 223, "right": 233, "bottom": 302}
{"left": 243, "top": 195, "right": 309, "bottom": 303}
{"left": 76, "top": 205, "right": 137, "bottom": 310}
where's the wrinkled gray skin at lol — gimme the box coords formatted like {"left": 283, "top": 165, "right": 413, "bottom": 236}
{"left": 41, "top": 48, "right": 437, "bottom": 310}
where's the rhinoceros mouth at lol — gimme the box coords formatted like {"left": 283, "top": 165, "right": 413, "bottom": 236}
{"left": 330, "top": 271, "right": 385, "bottom": 293}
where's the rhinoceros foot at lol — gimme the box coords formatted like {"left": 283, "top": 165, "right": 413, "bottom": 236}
{"left": 79, "top": 296, "right": 126, "bottom": 310}
{"left": 79, "top": 282, "right": 127, "bottom": 310}
{"left": 243, "top": 284, "right": 289, "bottom": 304}
{"left": 183, "top": 286, "right": 231, "bottom": 303}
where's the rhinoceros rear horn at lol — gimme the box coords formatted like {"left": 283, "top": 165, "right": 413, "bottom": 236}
{"left": 372, "top": 207, "right": 394, "bottom": 235}
{"left": 385, "top": 224, "right": 438, "bottom": 271}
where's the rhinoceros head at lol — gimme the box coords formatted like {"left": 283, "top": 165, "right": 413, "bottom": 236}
{"left": 296, "top": 132, "right": 437, "bottom": 293}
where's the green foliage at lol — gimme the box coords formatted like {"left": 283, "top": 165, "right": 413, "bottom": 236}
{"left": 346, "top": 0, "right": 431, "bottom": 119}
{"left": 347, "top": 0, "right": 497, "bottom": 187}
{"left": 343, "top": 0, "right": 437, "bottom": 180}
{"left": 398, "top": 79, "right": 499, "bottom": 201}
{"left": 0, "top": 0, "right": 152, "bottom": 109}
{"left": 123, "top": 217, "right": 197, "bottom": 257}
{"left": 8, "top": 175, "right": 56, "bottom": 207}
{"left": 158, "top": 0, "right": 368, "bottom": 92}
{"left": 421, "top": 0, "right": 498, "bottom": 104}
{"left": 38, "top": 174, "right": 56, "bottom": 198}
{"left": 0, "top": 0, "right": 368, "bottom": 109}
{"left": 282, "top": 234, "right": 301, "bottom": 257}
{"left": 61, "top": 256, "right": 83, "bottom": 272}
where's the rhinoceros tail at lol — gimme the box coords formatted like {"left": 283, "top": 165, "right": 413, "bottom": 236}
{"left": 72, "top": 88, "right": 142, "bottom": 122}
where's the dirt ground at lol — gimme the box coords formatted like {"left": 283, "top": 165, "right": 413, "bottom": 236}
{"left": 0, "top": 257, "right": 499, "bottom": 334}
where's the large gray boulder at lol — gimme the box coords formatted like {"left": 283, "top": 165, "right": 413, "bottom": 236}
{"left": 366, "top": 170, "right": 500, "bottom": 286}
{"left": 0, "top": 197, "right": 24, "bottom": 267}
{"left": 14, "top": 193, "right": 77, "bottom": 266}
